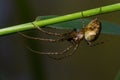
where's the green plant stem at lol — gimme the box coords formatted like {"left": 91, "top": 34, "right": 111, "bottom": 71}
{"left": 0, "top": 3, "right": 120, "bottom": 36}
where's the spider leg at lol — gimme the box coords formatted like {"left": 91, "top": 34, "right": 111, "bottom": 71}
{"left": 48, "top": 43, "right": 79, "bottom": 60}
{"left": 85, "top": 40, "right": 92, "bottom": 45}
{"left": 89, "top": 41, "right": 104, "bottom": 47}
{"left": 27, "top": 44, "right": 73, "bottom": 55}
{"left": 31, "top": 22, "right": 63, "bottom": 36}
{"left": 81, "top": 11, "right": 85, "bottom": 28}
{"left": 18, "top": 32, "right": 65, "bottom": 42}
{"left": 84, "top": 38, "right": 104, "bottom": 47}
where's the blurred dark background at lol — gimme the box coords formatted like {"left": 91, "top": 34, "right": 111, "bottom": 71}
{"left": 0, "top": 0, "right": 120, "bottom": 80}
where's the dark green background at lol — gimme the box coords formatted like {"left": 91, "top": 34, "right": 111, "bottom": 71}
{"left": 0, "top": 0, "right": 120, "bottom": 80}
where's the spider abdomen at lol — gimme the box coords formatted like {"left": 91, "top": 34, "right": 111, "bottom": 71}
{"left": 84, "top": 18, "right": 101, "bottom": 42}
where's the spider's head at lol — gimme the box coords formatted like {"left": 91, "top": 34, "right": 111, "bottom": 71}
{"left": 71, "top": 28, "right": 84, "bottom": 43}
{"left": 84, "top": 18, "right": 101, "bottom": 42}
{"left": 67, "top": 28, "right": 84, "bottom": 43}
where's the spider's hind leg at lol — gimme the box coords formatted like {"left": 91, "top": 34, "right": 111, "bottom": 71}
{"left": 89, "top": 41, "right": 104, "bottom": 47}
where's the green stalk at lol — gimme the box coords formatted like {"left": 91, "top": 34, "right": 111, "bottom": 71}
{"left": 0, "top": 3, "right": 120, "bottom": 36}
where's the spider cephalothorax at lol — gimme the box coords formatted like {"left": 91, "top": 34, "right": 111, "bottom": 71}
{"left": 19, "top": 18, "right": 101, "bottom": 60}
{"left": 63, "top": 28, "right": 84, "bottom": 44}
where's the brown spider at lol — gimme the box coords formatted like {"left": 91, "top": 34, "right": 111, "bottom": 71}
{"left": 19, "top": 18, "right": 102, "bottom": 60}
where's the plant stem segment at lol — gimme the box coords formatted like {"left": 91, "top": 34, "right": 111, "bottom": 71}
{"left": 0, "top": 3, "right": 120, "bottom": 36}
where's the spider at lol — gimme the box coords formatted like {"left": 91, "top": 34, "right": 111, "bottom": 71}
{"left": 19, "top": 18, "right": 102, "bottom": 60}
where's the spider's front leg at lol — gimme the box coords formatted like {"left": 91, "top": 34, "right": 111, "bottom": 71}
{"left": 18, "top": 32, "right": 66, "bottom": 42}
{"left": 47, "top": 44, "right": 79, "bottom": 60}
{"left": 32, "top": 22, "right": 64, "bottom": 37}
{"left": 27, "top": 44, "right": 74, "bottom": 55}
